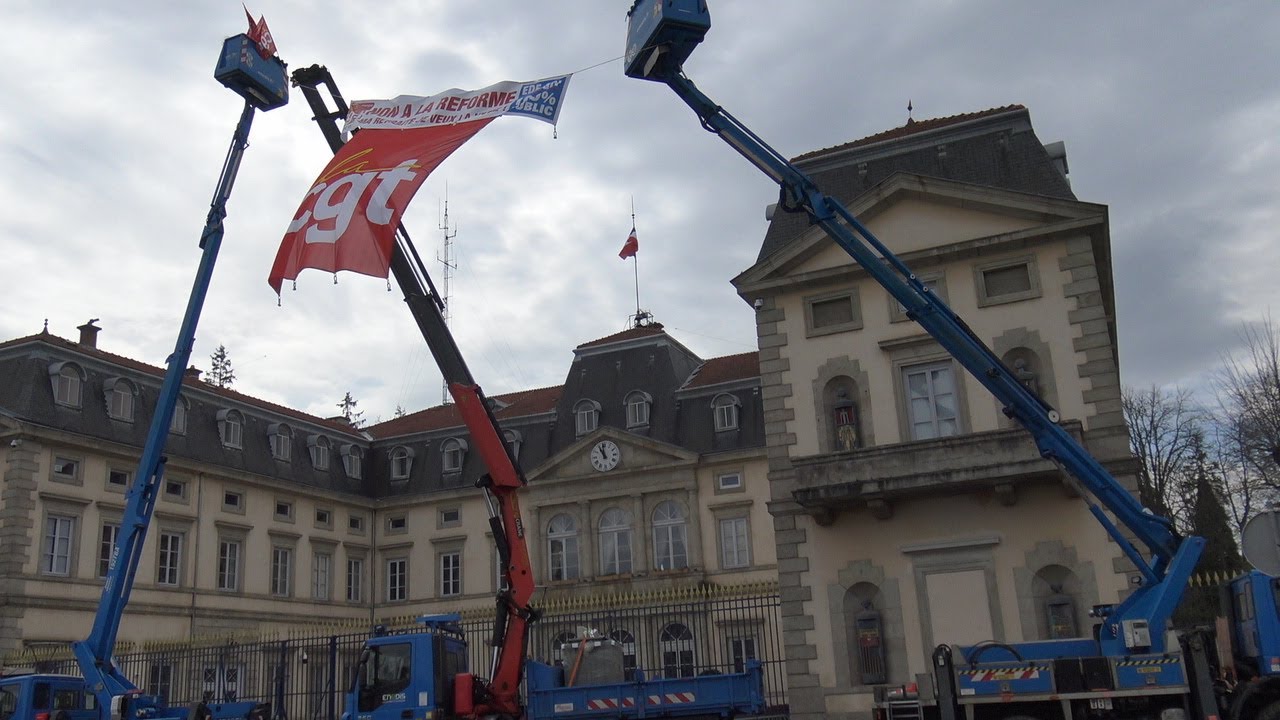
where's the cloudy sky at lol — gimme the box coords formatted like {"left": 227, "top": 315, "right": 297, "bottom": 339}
{"left": 3, "top": 1, "right": 1278, "bottom": 423}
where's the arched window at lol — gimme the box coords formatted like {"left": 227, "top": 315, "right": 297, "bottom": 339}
{"left": 268, "top": 423, "right": 293, "bottom": 462}
{"left": 608, "top": 629, "right": 637, "bottom": 680}
{"left": 216, "top": 409, "right": 244, "bottom": 449}
{"left": 598, "top": 508, "right": 632, "bottom": 576}
{"left": 547, "top": 513, "right": 579, "bottom": 581}
{"left": 104, "top": 377, "right": 137, "bottom": 421}
{"left": 169, "top": 395, "right": 189, "bottom": 435}
{"left": 652, "top": 501, "right": 688, "bottom": 571}
{"left": 341, "top": 444, "right": 362, "bottom": 479}
{"left": 503, "top": 429, "right": 522, "bottom": 461}
{"left": 390, "top": 446, "right": 414, "bottom": 480}
{"left": 48, "top": 361, "right": 85, "bottom": 408}
{"left": 845, "top": 583, "right": 887, "bottom": 685}
{"left": 1034, "top": 564, "right": 1082, "bottom": 640}
{"left": 441, "top": 438, "right": 468, "bottom": 473}
{"left": 660, "top": 622, "right": 695, "bottom": 678}
{"left": 624, "top": 391, "right": 651, "bottom": 428}
{"left": 308, "top": 435, "right": 331, "bottom": 470}
{"left": 712, "top": 393, "right": 740, "bottom": 432}
{"left": 574, "top": 399, "right": 600, "bottom": 436}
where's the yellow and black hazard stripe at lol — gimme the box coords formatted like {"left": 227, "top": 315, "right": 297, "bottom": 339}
{"left": 1116, "top": 658, "right": 1180, "bottom": 667}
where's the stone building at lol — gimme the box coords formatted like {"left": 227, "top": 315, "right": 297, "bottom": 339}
{"left": 0, "top": 319, "right": 775, "bottom": 675}
{"left": 732, "top": 105, "right": 1139, "bottom": 719}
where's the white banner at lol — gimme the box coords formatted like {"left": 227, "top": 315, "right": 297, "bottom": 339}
{"left": 344, "top": 74, "right": 572, "bottom": 132}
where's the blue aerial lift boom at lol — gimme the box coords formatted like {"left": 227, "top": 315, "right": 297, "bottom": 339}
{"left": 622, "top": 0, "right": 1203, "bottom": 662}
{"left": 63, "top": 32, "right": 287, "bottom": 720}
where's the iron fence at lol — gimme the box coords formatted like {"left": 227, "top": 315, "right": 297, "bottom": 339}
{"left": 25, "top": 586, "right": 787, "bottom": 719}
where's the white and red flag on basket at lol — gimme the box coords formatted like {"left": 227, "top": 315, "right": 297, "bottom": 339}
{"left": 269, "top": 74, "right": 572, "bottom": 295}
{"left": 243, "top": 6, "right": 277, "bottom": 58}
{"left": 618, "top": 227, "right": 638, "bottom": 259}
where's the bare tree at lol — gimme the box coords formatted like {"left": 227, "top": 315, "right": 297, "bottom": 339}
{"left": 1207, "top": 413, "right": 1277, "bottom": 536}
{"left": 1122, "top": 384, "right": 1204, "bottom": 531}
{"left": 1216, "top": 314, "right": 1280, "bottom": 485}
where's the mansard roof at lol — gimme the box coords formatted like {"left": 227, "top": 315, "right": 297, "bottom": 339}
{"left": 367, "top": 385, "right": 563, "bottom": 440}
{"left": 758, "top": 105, "right": 1076, "bottom": 263}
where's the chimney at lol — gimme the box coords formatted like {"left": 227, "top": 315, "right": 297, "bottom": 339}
{"left": 77, "top": 319, "right": 101, "bottom": 348}
{"left": 184, "top": 366, "right": 202, "bottom": 381}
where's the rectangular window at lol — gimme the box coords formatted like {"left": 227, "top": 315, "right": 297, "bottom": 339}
{"left": 386, "top": 558, "right": 407, "bottom": 602}
{"left": 98, "top": 523, "right": 120, "bottom": 578}
{"left": 270, "top": 433, "right": 291, "bottom": 462}
{"left": 903, "top": 361, "right": 959, "bottom": 440}
{"left": 976, "top": 257, "right": 1040, "bottom": 306}
{"left": 387, "top": 515, "right": 407, "bottom": 533}
{"left": 270, "top": 546, "right": 292, "bottom": 597}
{"left": 52, "top": 456, "right": 80, "bottom": 482}
{"left": 169, "top": 402, "right": 187, "bottom": 435}
{"left": 107, "top": 468, "right": 130, "bottom": 488}
{"left": 719, "top": 517, "right": 750, "bottom": 569}
{"left": 223, "top": 491, "right": 243, "bottom": 512}
{"left": 346, "top": 557, "right": 364, "bottom": 603}
{"left": 626, "top": 398, "right": 649, "bottom": 427}
{"left": 348, "top": 514, "right": 366, "bottom": 534}
{"left": 315, "top": 508, "right": 333, "bottom": 528}
{"left": 729, "top": 636, "right": 758, "bottom": 674}
{"left": 108, "top": 386, "right": 133, "bottom": 421}
{"left": 147, "top": 664, "right": 174, "bottom": 705}
{"left": 440, "top": 508, "right": 461, "bottom": 526}
{"left": 714, "top": 400, "right": 739, "bottom": 432}
{"left": 41, "top": 515, "right": 75, "bottom": 576}
{"left": 343, "top": 452, "right": 362, "bottom": 479}
{"left": 217, "top": 540, "right": 241, "bottom": 591}
{"left": 805, "top": 289, "right": 862, "bottom": 336}
{"left": 716, "top": 472, "right": 742, "bottom": 491}
{"left": 440, "top": 551, "right": 462, "bottom": 597}
{"left": 156, "top": 532, "right": 182, "bottom": 586}
{"left": 274, "top": 500, "right": 294, "bottom": 521}
{"left": 312, "top": 552, "right": 332, "bottom": 601}
{"left": 163, "top": 479, "right": 187, "bottom": 500}
{"left": 54, "top": 371, "right": 81, "bottom": 407}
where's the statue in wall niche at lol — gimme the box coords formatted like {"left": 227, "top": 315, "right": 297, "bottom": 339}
{"left": 834, "top": 389, "right": 859, "bottom": 451}
{"left": 1013, "top": 357, "right": 1039, "bottom": 395}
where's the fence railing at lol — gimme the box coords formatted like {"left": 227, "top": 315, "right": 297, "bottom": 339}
{"left": 11, "top": 584, "right": 787, "bottom": 719}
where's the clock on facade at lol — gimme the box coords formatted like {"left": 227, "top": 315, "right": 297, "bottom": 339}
{"left": 589, "top": 440, "right": 621, "bottom": 472}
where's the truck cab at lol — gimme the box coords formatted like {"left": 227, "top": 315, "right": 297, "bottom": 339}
{"left": 0, "top": 675, "right": 97, "bottom": 720}
{"left": 345, "top": 617, "right": 469, "bottom": 720}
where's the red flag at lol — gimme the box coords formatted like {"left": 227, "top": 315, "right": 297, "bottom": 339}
{"left": 269, "top": 118, "right": 495, "bottom": 294}
{"left": 244, "top": 6, "right": 277, "bottom": 59}
{"left": 618, "top": 227, "right": 638, "bottom": 259}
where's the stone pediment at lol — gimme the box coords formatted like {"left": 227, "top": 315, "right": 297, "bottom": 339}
{"left": 735, "top": 173, "right": 1106, "bottom": 294}
{"left": 528, "top": 426, "right": 699, "bottom": 484}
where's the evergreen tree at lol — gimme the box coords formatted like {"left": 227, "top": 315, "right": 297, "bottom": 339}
{"left": 1174, "top": 431, "right": 1244, "bottom": 627}
{"left": 208, "top": 344, "right": 236, "bottom": 388}
{"left": 338, "top": 392, "right": 365, "bottom": 428}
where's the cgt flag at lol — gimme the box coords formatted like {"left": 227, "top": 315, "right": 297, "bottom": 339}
{"left": 268, "top": 118, "right": 494, "bottom": 294}
{"left": 243, "top": 6, "right": 277, "bottom": 59}
{"left": 618, "top": 227, "right": 638, "bottom": 259}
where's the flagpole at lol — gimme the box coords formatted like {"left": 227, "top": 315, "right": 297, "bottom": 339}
{"left": 631, "top": 198, "right": 640, "bottom": 320}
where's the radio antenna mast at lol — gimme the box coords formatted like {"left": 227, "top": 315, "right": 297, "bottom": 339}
{"left": 437, "top": 185, "right": 458, "bottom": 404}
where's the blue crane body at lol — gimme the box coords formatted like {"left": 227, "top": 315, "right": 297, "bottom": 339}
{"left": 617, "top": 2, "right": 1280, "bottom": 720}
{"left": 0, "top": 32, "right": 286, "bottom": 720}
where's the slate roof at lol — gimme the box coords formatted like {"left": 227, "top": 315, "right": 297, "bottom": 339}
{"left": 0, "top": 332, "right": 359, "bottom": 437}
{"left": 680, "top": 352, "right": 760, "bottom": 390}
{"left": 758, "top": 105, "right": 1076, "bottom": 262}
{"left": 575, "top": 322, "right": 669, "bottom": 349}
{"left": 367, "top": 385, "right": 562, "bottom": 439}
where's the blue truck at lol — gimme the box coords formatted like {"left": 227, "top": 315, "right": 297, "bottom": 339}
{"left": 623, "top": 2, "right": 1280, "bottom": 720}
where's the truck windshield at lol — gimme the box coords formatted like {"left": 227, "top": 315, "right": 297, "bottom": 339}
{"left": 356, "top": 643, "right": 411, "bottom": 712}
{"left": 0, "top": 687, "right": 16, "bottom": 720}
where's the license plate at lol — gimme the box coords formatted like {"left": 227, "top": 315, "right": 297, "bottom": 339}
{"left": 1090, "top": 698, "right": 1113, "bottom": 710}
